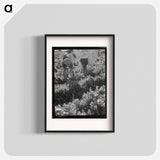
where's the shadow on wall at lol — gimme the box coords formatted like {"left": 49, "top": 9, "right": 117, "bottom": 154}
{"left": 34, "top": 36, "right": 45, "bottom": 133}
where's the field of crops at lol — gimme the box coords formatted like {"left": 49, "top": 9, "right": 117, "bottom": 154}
{"left": 53, "top": 48, "right": 106, "bottom": 118}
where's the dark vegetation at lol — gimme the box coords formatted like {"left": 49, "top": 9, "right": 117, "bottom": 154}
{"left": 54, "top": 49, "right": 106, "bottom": 117}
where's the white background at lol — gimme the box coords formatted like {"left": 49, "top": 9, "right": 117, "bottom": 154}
{"left": 0, "top": 0, "right": 159, "bottom": 159}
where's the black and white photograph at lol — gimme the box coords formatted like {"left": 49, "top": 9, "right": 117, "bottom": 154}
{"left": 53, "top": 47, "right": 107, "bottom": 118}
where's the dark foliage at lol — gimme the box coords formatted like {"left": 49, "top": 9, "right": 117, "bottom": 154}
{"left": 54, "top": 49, "right": 106, "bottom": 117}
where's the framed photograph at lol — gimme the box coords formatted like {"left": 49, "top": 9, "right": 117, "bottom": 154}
{"left": 45, "top": 34, "right": 114, "bottom": 132}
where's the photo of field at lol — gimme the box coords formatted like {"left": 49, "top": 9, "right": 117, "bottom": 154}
{"left": 53, "top": 47, "right": 107, "bottom": 118}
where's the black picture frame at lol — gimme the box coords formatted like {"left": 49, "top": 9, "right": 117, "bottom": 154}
{"left": 45, "top": 34, "right": 115, "bottom": 132}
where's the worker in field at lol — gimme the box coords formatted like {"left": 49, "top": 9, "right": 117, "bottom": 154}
{"left": 62, "top": 50, "right": 77, "bottom": 80}
{"left": 62, "top": 50, "right": 78, "bottom": 100}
